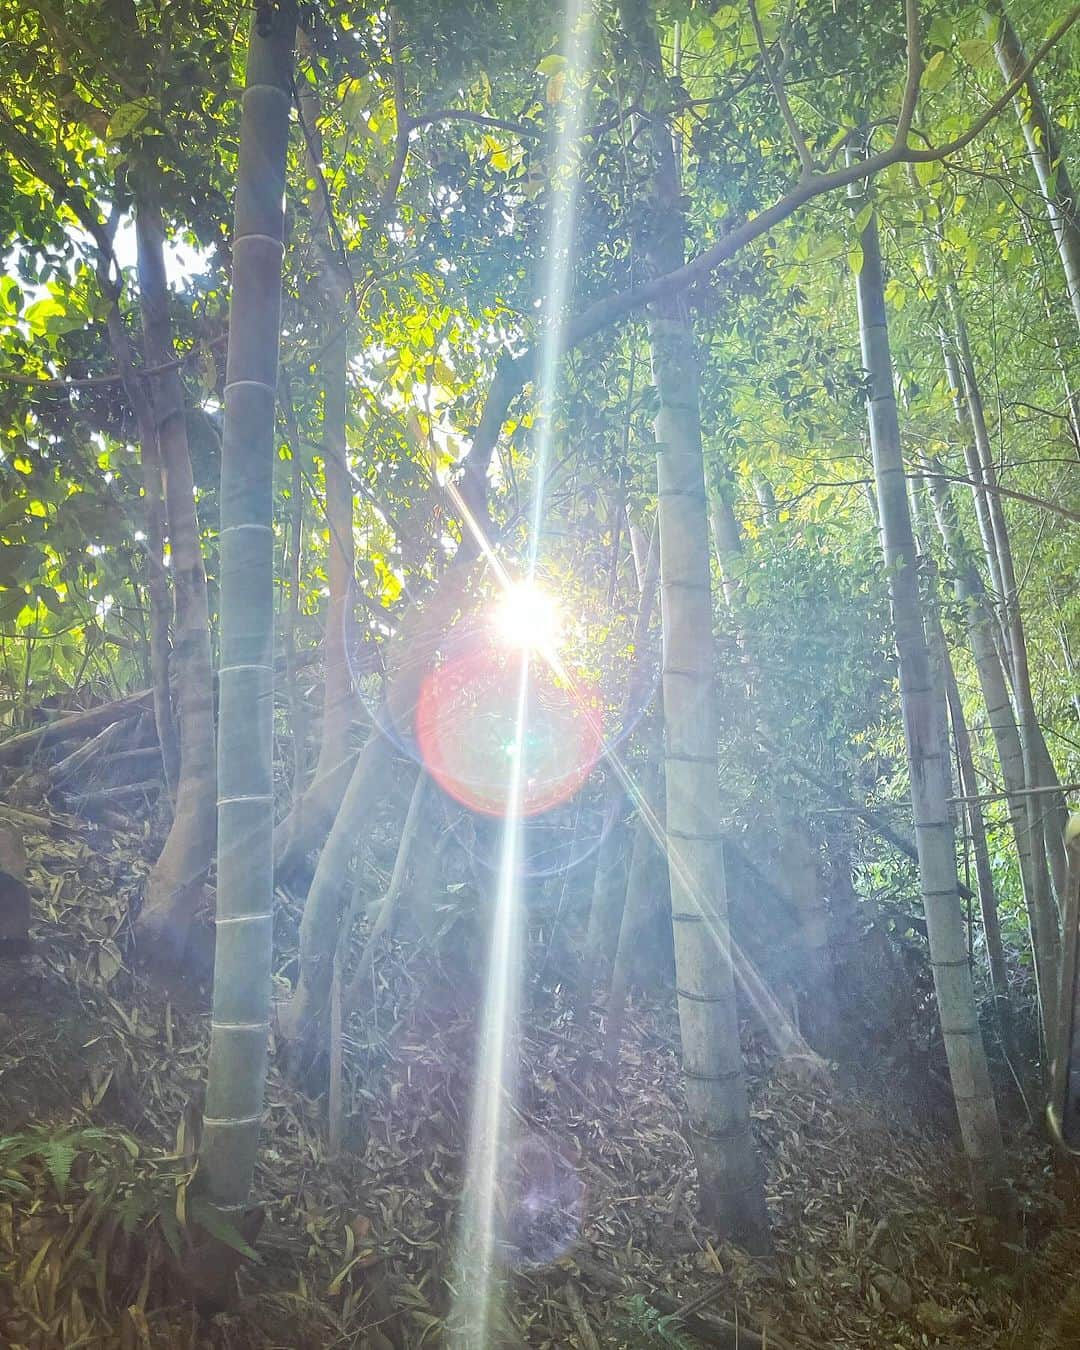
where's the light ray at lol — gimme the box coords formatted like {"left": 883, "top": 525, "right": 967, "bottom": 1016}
{"left": 448, "top": 1, "right": 596, "bottom": 1343}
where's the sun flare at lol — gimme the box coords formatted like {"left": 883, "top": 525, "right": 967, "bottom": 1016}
{"left": 491, "top": 580, "right": 563, "bottom": 652}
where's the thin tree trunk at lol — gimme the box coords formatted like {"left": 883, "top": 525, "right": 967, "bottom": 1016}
{"left": 943, "top": 659, "right": 1010, "bottom": 1015}
{"left": 604, "top": 737, "right": 663, "bottom": 1063}
{"left": 851, "top": 182, "right": 1009, "bottom": 1214}
{"left": 276, "top": 64, "right": 357, "bottom": 874}
{"left": 197, "top": 4, "right": 295, "bottom": 1219}
{"left": 279, "top": 560, "right": 474, "bottom": 1044}
{"left": 581, "top": 522, "right": 659, "bottom": 1001}
{"left": 918, "top": 224, "right": 1011, "bottom": 663}
{"left": 921, "top": 215, "right": 1068, "bottom": 951}
{"left": 620, "top": 0, "right": 768, "bottom": 1250}
{"left": 751, "top": 471, "right": 777, "bottom": 524}
{"left": 989, "top": 1, "right": 1080, "bottom": 332}
{"left": 102, "top": 300, "right": 178, "bottom": 799}
{"left": 948, "top": 301, "right": 1067, "bottom": 922}
{"left": 1017, "top": 212, "right": 1080, "bottom": 457}
{"left": 133, "top": 185, "right": 217, "bottom": 962}
{"left": 910, "top": 474, "right": 1012, "bottom": 1028}
{"left": 278, "top": 371, "right": 309, "bottom": 806}
{"left": 708, "top": 490, "right": 744, "bottom": 613}
{"left": 927, "top": 472, "right": 1060, "bottom": 1034}
{"left": 342, "top": 770, "right": 428, "bottom": 1009}
{"left": 327, "top": 770, "right": 428, "bottom": 1151}
{"left": 627, "top": 510, "right": 648, "bottom": 590}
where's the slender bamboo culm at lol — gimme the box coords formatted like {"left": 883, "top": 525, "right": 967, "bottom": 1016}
{"left": 198, "top": 1, "right": 296, "bottom": 1212}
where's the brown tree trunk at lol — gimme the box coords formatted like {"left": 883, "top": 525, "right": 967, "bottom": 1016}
{"left": 133, "top": 184, "right": 217, "bottom": 964}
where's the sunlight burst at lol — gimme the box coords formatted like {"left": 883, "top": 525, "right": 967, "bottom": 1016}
{"left": 491, "top": 580, "right": 563, "bottom": 652}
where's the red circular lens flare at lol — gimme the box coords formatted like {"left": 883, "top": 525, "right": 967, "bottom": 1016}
{"left": 416, "top": 638, "right": 602, "bottom": 818}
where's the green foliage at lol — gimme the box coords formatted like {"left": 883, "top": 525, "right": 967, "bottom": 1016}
{"left": 0, "top": 0, "right": 1074, "bottom": 1008}
{"left": 620, "top": 1294, "right": 696, "bottom": 1348}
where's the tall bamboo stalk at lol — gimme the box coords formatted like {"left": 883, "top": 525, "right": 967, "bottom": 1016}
{"left": 851, "top": 181, "right": 1008, "bottom": 1213}
{"left": 944, "top": 295, "right": 1068, "bottom": 916}
{"left": 927, "top": 472, "right": 1059, "bottom": 1035}
{"left": 988, "top": 1, "right": 1080, "bottom": 332}
{"left": 198, "top": 2, "right": 296, "bottom": 1213}
{"left": 620, "top": 0, "right": 768, "bottom": 1250}
{"left": 919, "top": 209, "right": 1065, "bottom": 990}
{"left": 909, "top": 478, "right": 1012, "bottom": 1035}
{"left": 917, "top": 223, "right": 1010, "bottom": 663}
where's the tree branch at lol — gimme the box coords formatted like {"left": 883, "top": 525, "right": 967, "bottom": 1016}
{"left": 747, "top": 0, "right": 815, "bottom": 176}
{"left": 919, "top": 468, "right": 1080, "bottom": 524}
{"left": 555, "top": 1, "right": 1079, "bottom": 352}
{"left": 410, "top": 107, "right": 541, "bottom": 139}
{"left": 380, "top": 7, "right": 412, "bottom": 215}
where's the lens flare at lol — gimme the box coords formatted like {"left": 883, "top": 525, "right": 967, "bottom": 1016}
{"left": 491, "top": 580, "right": 563, "bottom": 653}
{"left": 416, "top": 611, "right": 602, "bottom": 818}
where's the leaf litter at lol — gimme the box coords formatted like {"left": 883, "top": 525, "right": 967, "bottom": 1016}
{"left": 0, "top": 805, "right": 1076, "bottom": 1348}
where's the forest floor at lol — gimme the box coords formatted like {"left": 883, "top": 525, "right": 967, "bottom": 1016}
{"left": 1, "top": 804, "right": 1079, "bottom": 1349}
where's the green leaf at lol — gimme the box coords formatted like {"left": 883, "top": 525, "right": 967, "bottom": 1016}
{"left": 188, "top": 1195, "right": 263, "bottom": 1263}
{"left": 922, "top": 50, "right": 955, "bottom": 93}
{"left": 24, "top": 297, "right": 66, "bottom": 337}
{"left": 957, "top": 39, "right": 993, "bottom": 69}
{"left": 106, "top": 97, "right": 154, "bottom": 143}
{"left": 536, "top": 54, "right": 567, "bottom": 76}
{"left": 42, "top": 1139, "right": 78, "bottom": 1198}
{"left": 927, "top": 16, "right": 954, "bottom": 48}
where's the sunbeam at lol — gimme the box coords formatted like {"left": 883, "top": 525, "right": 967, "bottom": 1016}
{"left": 447, "top": 0, "right": 596, "bottom": 1342}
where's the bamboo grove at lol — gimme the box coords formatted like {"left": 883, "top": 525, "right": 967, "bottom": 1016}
{"left": 0, "top": 0, "right": 1079, "bottom": 1329}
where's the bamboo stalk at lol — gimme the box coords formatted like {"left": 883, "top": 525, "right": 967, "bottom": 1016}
{"left": 198, "top": 2, "right": 296, "bottom": 1218}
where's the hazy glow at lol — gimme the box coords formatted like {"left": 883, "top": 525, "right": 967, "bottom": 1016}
{"left": 448, "top": 654, "right": 528, "bottom": 1348}
{"left": 448, "top": 0, "right": 595, "bottom": 1340}
{"left": 491, "top": 580, "right": 562, "bottom": 652}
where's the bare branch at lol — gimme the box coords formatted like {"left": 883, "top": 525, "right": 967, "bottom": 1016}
{"left": 410, "top": 108, "right": 541, "bottom": 139}
{"left": 747, "top": 0, "right": 815, "bottom": 177}
{"left": 919, "top": 467, "right": 1080, "bottom": 524}
{"left": 0, "top": 332, "right": 229, "bottom": 392}
{"left": 896, "top": 0, "right": 924, "bottom": 147}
